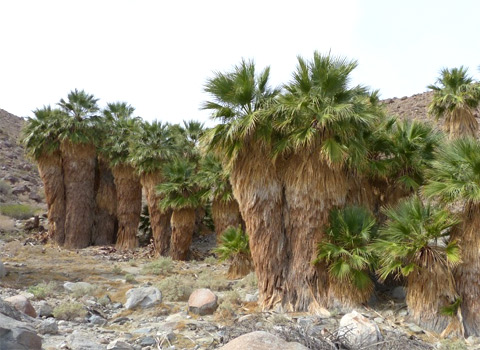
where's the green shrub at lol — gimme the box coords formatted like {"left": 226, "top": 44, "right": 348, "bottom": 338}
{"left": 53, "top": 302, "right": 87, "bottom": 320}
{"left": 156, "top": 275, "right": 195, "bottom": 302}
{"left": 204, "top": 256, "right": 217, "bottom": 265}
{"left": 72, "top": 285, "right": 97, "bottom": 298}
{"left": 235, "top": 272, "right": 258, "bottom": 290}
{"left": 0, "top": 180, "right": 11, "bottom": 196}
{"left": 142, "top": 256, "right": 174, "bottom": 275}
{"left": 214, "top": 226, "right": 250, "bottom": 261}
{"left": 0, "top": 204, "right": 37, "bottom": 220}
{"left": 196, "top": 271, "right": 230, "bottom": 291}
{"left": 125, "top": 274, "right": 137, "bottom": 283}
{"left": 28, "top": 282, "right": 58, "bottom": 300}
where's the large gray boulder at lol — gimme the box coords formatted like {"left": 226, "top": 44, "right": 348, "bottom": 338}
{"left": 0, "top": 313, "right": 42, "bottom": 350}
{"left": 338, "top": 310, "right": 382, "bottom": 348}
{"left": 5, "top": 295, "right": 37, "bottom": 318}
{"left": 219, "top": 331, "right": 308, "bottom": 350}
{"left": 125, "top": 286, "right": 161, "bottom": 310}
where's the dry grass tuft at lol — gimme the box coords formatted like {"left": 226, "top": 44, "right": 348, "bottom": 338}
{"left": 53, "top": 302, "right": 87, "bottom": 320}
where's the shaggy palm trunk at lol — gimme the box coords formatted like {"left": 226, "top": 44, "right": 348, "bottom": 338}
{"left": 112, "top": 164, "right": 142, "bottom": 250}
{"left": 406, "top": 266, "right": 460, "bottom": 334}
{"left": 327, "top": 277, "right": 372, "bottom": 310}
{"left": 454, "top": 202, "right": 480, "bottom": 336}
{"left": 227, "top": 253, "right": 253, "bottom": 279}
{"left": 92, "top": 159, "right": 117, "bottom": 245}
{"left": 37, "top": 152, "right": 65, "bottom": 245}
{"left": 444, "top": 107, "right": 478, "bottom": 139}
{"left": 230, "top": 143, "right": 287, "bottom": 309}
{"left": 212, "top": 198, "right": 243, "bottom": 240}
{"left": 141, "top": 172, "right": 171, "bottom": 256}
{"left": 169, "top": 207, "right": 196, "bottom": 260}
{"left": 61, "top": 141, "right": 96, "bottom": 249}
{"left": 281, "top": 146, "right": 349, "bottom": 312}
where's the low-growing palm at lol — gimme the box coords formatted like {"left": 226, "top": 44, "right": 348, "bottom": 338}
{"left": 424, "top": 138, "right": 480, "bottom": 336}
{"left": 22, "top": 106, "right": 66, "bottom": 244}
{"left": 374, "top": 196, "right": 460, "bottom": 333}
{"left": 315, "top": 206, "right": 377, "bottom": 309}
{"left": 428, "top": 66, "right": 480, "bottom": 139}
{"left": 157, "top": 158, "right": 204, "bottom": 260}
{"left": 214, "top": 226, "right": 252, "bottom": 279}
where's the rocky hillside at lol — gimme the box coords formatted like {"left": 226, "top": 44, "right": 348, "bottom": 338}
{"left": 0, "top": 109, "right": 43, "bottom": 206}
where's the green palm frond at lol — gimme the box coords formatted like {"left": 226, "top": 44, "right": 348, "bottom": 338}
{"left": 315, "top": 206, "right": 377, "bottom": 290}
{"left": 57, "top": 88, "right": 99, "bottom": 120}
{"left": 373, "top": 196, "right": 460, "bottom": 281}
{"left": 197, "top": 153, "right": 233, "bottom": 202}
{"left": 214, "top": 226, "right": 250, "bottom": 262}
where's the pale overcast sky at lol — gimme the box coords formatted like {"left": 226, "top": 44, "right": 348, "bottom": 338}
{"left": 1, "top": 0, "right": 479, "bottom": 125}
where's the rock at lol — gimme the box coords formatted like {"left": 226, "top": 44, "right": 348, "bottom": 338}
{"left": 5, "top": 295, "right": 37, "bottom": 318}
{"left": 107, "top": 339, "right": 134, "bottom": 350}
{"left": 391, "top": 286, "right": 406, "bottom": 299}
{"left": 11, "top": 184, "right": 30, "bottom": 195}
{"left": 29, "top": 192, "right": 42, "bottom": 202}
{"left": 67, "top": 330, "right": 105, "bottom": 350}
{"left": 188, "top": 288, "right": 218, "bottom": 315}
{"left": 125, "top": 286, "right": 161, "bottom": 309}
{"left": 0, "top": 313, "right": 42, "bottom": 350}
{"left": 3, "top": 175, "right": 19, "bottom": 184}
{"left": 63, "top": 281, "right": 94, "bottom": 293}
{"left": 37, "top": 318, "right": 58, "bottom": 334}
{"left": 38, "top": 301, "right": 54, "bottom": 317}
{"left": 140, "top": 336, "right": 157, "bottom": 346}
{"left": 338, "top": 310, "right": 382, "bottom": 348}
{"left": 406, "top": 322, "right": 424, "bottom": 334}
{"left": 245, "top": 293, "right": 258, "bottom": 302}
{"left": 219, "top": 331, "right": 308, "bottom": 350}
{"left": 89, "top": 314, "right": 107, "bottom": 326}
{"left": 0, "top": 259, "right": 6, "bottom": 278}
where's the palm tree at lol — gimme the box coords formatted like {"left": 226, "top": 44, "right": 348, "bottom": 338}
{"left": 57, "top": 89, "right": 100, "bottom": 248}
{"left": 197, "top": 153, "right": 243, "bottom": 240}
{"left": 22, "top": 106, "right": 66, "bottom": 245}
{"left": 203, "top": 59, "right": 284, "bottom": 309}
{"left": 315, "top": 206, "right": 377, "bottom": 309}
{"left": 130, "top": 121, "right": 177, "bottom": 255}
{"left": 374, "top": 196, "right": 461, "bottom": 333}
{"left": 99, "top": 102, "right": 141, "bottom": 249}
{"left": 428, "top": 66, "right": 480, "bottom": 139}
{"left": 423, "top": 138, "right": 480, "bottom": 336}
{"left": 214, "top": 226, "right": 252, "bottom": 279}
{"left": 271, "top": 52, "right": 379, "bottom": 311}
{"left": 157, "top": 158, "right": 203, "bottom": 260}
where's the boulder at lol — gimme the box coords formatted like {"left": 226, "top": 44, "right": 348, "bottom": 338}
{"left": 11, "top": 184, "right": 30, "bottom": 195}
{"left": 125, "top": 286, "right": 161, "bottom": 309}
{"left": 0, "top": 259, "right": 6, "bottom": 278}
{"left": 188, "top": 288, "right": 218, "bottom": 315}
{"left": 338, "top": 310, "right": 382, "bottom": 348}
{"left": 0, "top": 313, "right": 42, "bottom": 350}
{"left": 219, "top": 331, "right": 308, "bottom": 350}
{"left": 38, "top": 301, "right": 54, "bottom": 318}
{"left": 67, "top": 330, "right": 105, "bottom": 350}
{"left": 5, "top": 295, "right": 37, "bottom": 318}
{"left": 107, "top": 339, "right": 134, "bottom": 350}
{"left": 37, "top": 318, "right": 58, "bottom": 334}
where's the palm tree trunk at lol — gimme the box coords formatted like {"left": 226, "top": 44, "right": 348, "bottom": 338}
{"left": 169, "top": 207, "right": 196, "bottom": 260}
{"left": 281, "top": 146, "right": 349, "bottom": 312}
{"left": 230, "top": 143, "right": 287, "bottom": 310}
{"left": 212, "top": 198, "right": 243, "bottom": 240}
{"left": 327, "top": 276, "right": 372, "bottom": 310}
{"left": 61, "top": 141, "right": 96, "bottom": 249}
{"left": 445, "top": 107, "right": 478, "bottom": 139}
{"left": 227, "top": 253, "right": 253, "bottom": 279}
{"left": 407, "top": 266, "right": 460, "bottom": 334}
{"left": 37, "top": 151, "right": 65, "bottom": 245}
{"left": 455, "top": 202, "right": 480, "bottom": 336}
{"left": 141, "top": 172, "right": 171, "bottom": 256}
{"left": 112, "top": 164, "right": 141, "bottom": 250}
{"left": 92, "top": 158, "right": 117, "bottom": 245}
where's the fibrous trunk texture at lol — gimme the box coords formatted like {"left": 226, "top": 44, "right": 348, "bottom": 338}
{"left": 61, "top": 141, "right": 96, "bottom": 249}
{"left": 212, "top": 198, "right": 243, "bottom": 240}
{"left": 230, "top": 143, "right": 287, "bottom": 309}
{"left": 445, "top": 107, "right": 478, "bottom": 139}
{"left": 227, "top": 253, "right": 253, "bottom": 279}
{"left": 327, "top": 276, "right": 372, "bottom": 310}
{"left": 281, "top": 146, "right": 349, "bottom": 312}
{"left": 454, "top": 202, "right": 480, "bottom": 336}
{"left": 92, "top": 158, "right": 117, "bottom": 245}
{"left": 141, "top": 172, "right": 171, "bottom": 256}
{"left": 169, "top": 207, "right": 196, "bottom": 260}
{"left": 407, "top": 265, "right": 460, "bottom": 335}
{"left": 113, "top": 164, "right": 142, "bottom": 250}
{"left": 37, "top": 152, "right": 66, "bottom": 245}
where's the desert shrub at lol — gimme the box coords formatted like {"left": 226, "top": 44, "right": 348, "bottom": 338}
{"left": 125, "top": 274, "right": 137, "bottom": 283}
{"left": 196, "top": 271, "right": 230, "bottom": 291}
{"left": 204, "top": 256, "right": 217, "bottom": 265}
{"left": 439, "top": 339, "right": 468, "bottom": 350}
{"left": 235, "top": 272, "right": 258, "bottom": 290}
{"left": 72, "top": 285, "right": 97, "bottom": 298}
{"left": 0, "top": 204, "right": 37, "bottom": 220}
{"left": 28, "top": 281, "right": 58, "bottom": 299}
{"left": 53, "top": 302, "right": 87, "bottom": 320}
{"left": 142, "top": 256, "right": 174, "bottom": 275}
{"left": 111, "top": 265, "right": 124, "bottom": 274}
{"left": 156, "top": 274, "right": 195, "bottom": 302}
{"left": 221, "top": 290, "right": 242, "bottom": 305}
{"left": 0, "top": 180, "right": 11, "bottom": 196}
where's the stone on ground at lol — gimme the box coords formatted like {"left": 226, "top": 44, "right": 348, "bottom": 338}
{"left": 219, "top": 331, "right": 308, "bottom": 350}
{"left": 125, "top": 286, "right": 162, "bottom": 309}
{"left": 0, "top": 313, "right": 42, "bottom": 350}
{"left": 37, "top": 318, "right": 58, "bottom": 335}
{"left": 107, "top": 338, "right": 134, "bottom": 350}
{"left": 188, "top": 288, "right": 218, "bottom": 315}
{"left": 5, "top": 294, "right": 37, "bottom": 318}
{"left": 338, "top": 310, "right": 382, "bottom": 348}
{"left": 0, "top": 259, "right": 6, "bottom": 278}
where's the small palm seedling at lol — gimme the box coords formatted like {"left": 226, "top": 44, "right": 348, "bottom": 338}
{"left": 214, "top": 226, "right": 253, "bottom": 279}
{"left": 374, "top": 196, "right": 461, "bottom": 333}
{"left": 315, "top": 205, "right": 377, "bottom": 308}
